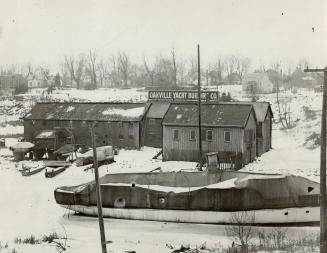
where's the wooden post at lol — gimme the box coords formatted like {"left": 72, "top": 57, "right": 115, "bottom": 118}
{"left": 304, "top": 67, "right": 327, "bottom": 252}
{"left": 197, "top": 44, "right": 203, "bottom": 169}
{"left": 91, "top": 123, "right": 107, "bottom": 253}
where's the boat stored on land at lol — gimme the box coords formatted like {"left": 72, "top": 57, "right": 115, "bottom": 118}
{"left": 54, "top": 170, "right": 320, "bottom": 225}
{"left": 45, "top": 166, "right": 66, "bottom": 178}
{"left": 21, "top": 164, "right": 45, "bottom": 176}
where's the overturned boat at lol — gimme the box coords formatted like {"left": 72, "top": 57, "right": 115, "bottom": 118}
{"left": 54, "top": 170, "right": 320, "bottom": 225}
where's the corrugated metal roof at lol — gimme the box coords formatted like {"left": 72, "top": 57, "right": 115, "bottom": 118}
{"left": 23, "top": 102, "right": 148, "bottom": 122}
{"left": 146, "top": 102, "right": 170, "bottom": 118}
{"left": 162, "top": 103, "right": 254, "bottom": 127}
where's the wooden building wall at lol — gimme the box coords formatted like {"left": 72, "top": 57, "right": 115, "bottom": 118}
{"left": 256, "top": 110, "right": 272, "bottom": 156}
{"left": 144, "top": 118, "right": 163, "bottom": 148}
{"left": 24, "top": 119, "right": 141, "bottom": 150}
{"left": 163, "top": 110, "right": 257, "bottom": 165}
{"left": 163, "top": 126, "right": 244, "bottom": 162}
{"left": 263, "top": 110, "right": 272, "bottom": 152}
{"left": 243, "top": 111, "right": 256, "bottom": 164}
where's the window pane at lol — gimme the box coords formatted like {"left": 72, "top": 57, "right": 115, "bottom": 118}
{"left": 207, "top": 130, "right": 213, "bottom": 141}
{"left": 224, "top": 131, "right": 231, "bottom": 142}
{"left": 190, "top": 130, "right": 196, "bottom": 141}
{"left": 173, "top": 129, "right": 179, "bottom": 141}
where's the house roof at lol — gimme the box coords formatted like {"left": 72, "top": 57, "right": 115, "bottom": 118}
{"left": 222, "top": 102, "right": 273, "bottom": 122}
{"left": 146, "top": 102, "right": 170, "bottom": 119}
{"left": 249, "top": 102, "right": 273, "bottom": 122}
{"left": 162, "top": 103, "right": 255, "bottom": 128}
{"left": 23, "top": 102, "right": 148, "bottom": 122}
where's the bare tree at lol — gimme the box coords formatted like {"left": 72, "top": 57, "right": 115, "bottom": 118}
{"left": 171, "top": 49, "right": 177, "bottom": 87}
{"left": 96, "top": 58, "right": 107, "bottom": 88}
{"left": 117, "top": 52, "right": 130, "bottom": 88}
{"left": 236, "top": 57, "right": 251, "bottom": 84}
{"left": 225, "top": 55, "right": 238, "bottom": 84}
{"left": 143, "top": 56, "right": 156, "bottom": 87}
{"left": 108, "top": 54, "right": 120, "bottom": 87}
{"left": 225, "top": 211, "right": 255, "bottom": 252}
{"left": 186, "top": 56, "right": 198, "bottom": 84}
{"left": 86, "top": 50, "right": 97, "bottom": 89}
{"left": 215, "top": 57, "right": 225, "bottom": 85}
{"left": 64, "top": 55, "right": 85, "bottom": 89}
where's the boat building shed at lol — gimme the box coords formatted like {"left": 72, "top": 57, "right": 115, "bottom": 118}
{"left": 249, "top": 102, "right": 273, "bottom": 156}
{"left": 22, "top": 102, "right": 150, "bottom": 156}
{"left": 162, "top": 103, "right": 257, "bottom": 166}
{"left": 143, "top": 101, "right": 170, "bottom": 148}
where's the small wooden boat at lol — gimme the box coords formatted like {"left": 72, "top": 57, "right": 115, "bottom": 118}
{"left": 21, "top": 165, "right": 45, "bottom": 176}
{"left": 45, "top": 166, "right": 66, "bottom": 178}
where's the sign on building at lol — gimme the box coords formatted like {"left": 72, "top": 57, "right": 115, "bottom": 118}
{"left": 148, "top": 90, "right": 219, "bottom": 101}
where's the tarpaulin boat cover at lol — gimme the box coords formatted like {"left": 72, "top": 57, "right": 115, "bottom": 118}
{"left": 55, "top": 171, "right": 320, "bottom": 211}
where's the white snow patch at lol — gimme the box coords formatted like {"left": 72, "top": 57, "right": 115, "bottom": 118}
{"left": 66, "top": 105, "right": 75, "bottom": 112}
{"left": 102, "top": 107, "right": 145, "bottom": 118}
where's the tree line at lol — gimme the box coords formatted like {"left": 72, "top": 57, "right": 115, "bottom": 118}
{"left": 0, "top": 52, "right": 320, "bottom": 91}
{"left": 59, "top": 50, "right": 252, "bottom": 89}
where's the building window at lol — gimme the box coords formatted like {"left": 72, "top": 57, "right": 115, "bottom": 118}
{"left": 66, "top": 136, "right": 72, "bottom": 144}
{"left": 206, "top": 130, "right": 213, "bottom": 142}
{"left": 173, "top": 129, "right": 179, "bottom": 141}
{"left": 128, "top": 122, "right": 133, "bottom": 129}
{"left": 189, "top": 129, "right": 196, "bottom": 141}
{"left": 149, "top": 119, "right": 156, "bottom": 126}
{"left": 69, "top": 120, "right": 73, "bottom": 127}
{"left": 42, "top": 120, "right": 46, "bottom": 126}
{"left": 119, "top": 132, "right": 124, "bottom": 140}
{"left": 224, "top": 131, "right": 231, "bottom": 143}
{"left": 118, "top": 122, "right": 123, "bottom": 128}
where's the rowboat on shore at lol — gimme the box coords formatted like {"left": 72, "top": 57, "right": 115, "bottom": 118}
{"left": 45, "top": 166, "right": 66, "bottom": 178}
{"left": 21, "top": 164, "right": 45, "bottom": 176}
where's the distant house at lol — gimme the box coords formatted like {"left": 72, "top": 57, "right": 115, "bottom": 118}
{"left": 162, "top": 103, "right": 257, "bottom": 166}
{"left": 22, "top": 102, "right": 150, "bottom": 158}
{"left": 27, "top": 71, "right": 49, "bottom": 89}
{"left": 242, "top": 73, "right": 274, "bottom": 94}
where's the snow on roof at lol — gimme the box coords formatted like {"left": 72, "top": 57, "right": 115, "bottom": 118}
{"left": 23, "top": 102, "right": 148, "bottom": 122}
{"left": 102, "top": 107, "right": 145, "bottom": 118}
{"left": 163, "top": 103, "right": 253, "bottom": 127}
{"left": 35, "top": 130, "right": 55, "bottom": 139}
{"left": 66, "top": 106, "right": 75, "bottom": 112}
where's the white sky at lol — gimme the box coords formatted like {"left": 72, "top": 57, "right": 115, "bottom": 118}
{"left": 0, "top": 0, "right": 326, "bottom": 72}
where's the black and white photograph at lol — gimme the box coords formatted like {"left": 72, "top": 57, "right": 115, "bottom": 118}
{"left": 0, "top": 0, "right": 326, "bottom": 252}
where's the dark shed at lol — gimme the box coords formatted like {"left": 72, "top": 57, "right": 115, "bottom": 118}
{"left": 143, "top": 102, "right": 170, "bottom": 148}
{"left": 22, "top": 102, "right": 149, "bottom": 151}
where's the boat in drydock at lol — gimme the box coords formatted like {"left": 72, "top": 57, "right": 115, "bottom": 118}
{"left": 54, "top": 170, "right": 320, "bottom": 225}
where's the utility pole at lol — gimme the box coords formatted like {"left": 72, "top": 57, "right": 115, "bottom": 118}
{"left": 197, "top": 44, "right": 203, "bottom": 170}
{"left": 304, "top": 67, "right": 327, "bottom": 252}
{"left": 90, "top": 123, "right": 107, "bottom": 253}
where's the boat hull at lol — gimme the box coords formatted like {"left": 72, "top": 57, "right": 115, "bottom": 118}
{"left": 61, "top": 204, "right": 320, "bottom": 225}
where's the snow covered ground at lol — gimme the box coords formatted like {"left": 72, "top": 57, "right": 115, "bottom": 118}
{"left": 0, "top": 140, "right": 320, "bottom": 253}
{"left": 0, "top": 86, "right": 323, "bottom": 252}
